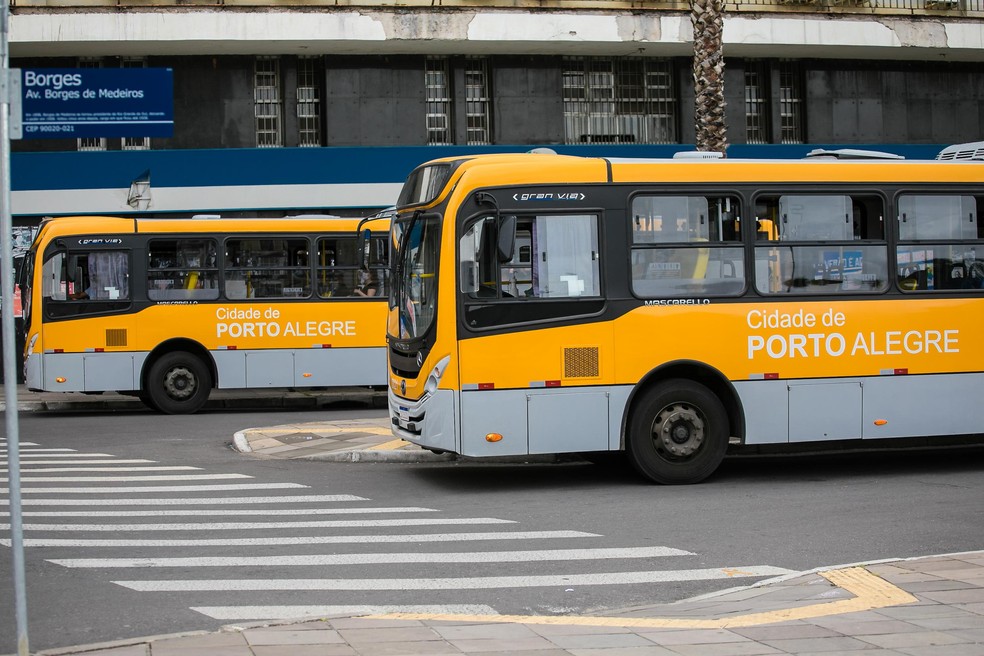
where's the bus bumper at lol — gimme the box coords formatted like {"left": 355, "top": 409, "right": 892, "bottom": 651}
{"left": 389, "top": 387, "right": 458, "bottom": 454}
{"left": 24, "top": 352, "right": 42, "bottom": 391}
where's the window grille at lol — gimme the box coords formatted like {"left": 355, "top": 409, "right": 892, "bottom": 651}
{"left": 425, "top": 57, "right": 452, "bottom": 146}
{"left": 122, "top": 57, "right": 150, "bottom": 151}
{"left": 296, "top": 56, "right": 322, "bottom": 148}
{"left": 563, "top": 57, "right": 677, "bottom": 145}
{"left": 779, "top": 60, "right": 804, "bottom": 144}
{"left": 77, "top": 58, "right": 107, "bottom": 152}
{"left": 465, "top": 58, "right": 491, "bottom": 146}
{"left": 254, "top": 57, "right": 283, "bottom": 148}
{"left": 744, "top": 62, "right": 769, "bottom": 145}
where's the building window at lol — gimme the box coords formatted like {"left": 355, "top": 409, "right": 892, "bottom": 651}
{"left": 77, "top": 58, "right": 107, "bottom": 152}
{"left": 563, "top": 57, "right": 677, "bottom": 145}
{"left": 744, "top": 61, "right": 769, "bottom": 145}
{"left": 779, "top": 61, "right": 804, "bottom": 144}
{"left": 425, "top": 57, "right": 452, "bottom": 146}
{"left": 122, "top": 57, "right": 150, "bottom": 151}
{"left": 464, "top": 57, "right": 491, "bottom": 146}
{"left": 255, "top": 57, "right": 283, "bottom": 148}
{"left": 297, "top": 56, "right": 322, "bottom": 148}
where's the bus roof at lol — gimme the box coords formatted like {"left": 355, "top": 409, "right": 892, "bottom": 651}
{"left": 31, "top": 214, "right": 382, "bottom": 244}
{"left": 423, "top": 152, "right": 984, "bottom": 194}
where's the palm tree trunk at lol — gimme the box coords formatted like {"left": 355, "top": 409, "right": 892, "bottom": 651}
{"left": 691, "top": 0, "right": 728, "bottom": 155}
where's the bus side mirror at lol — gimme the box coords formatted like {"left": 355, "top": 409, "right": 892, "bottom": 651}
{"left": 497, "top": 215, "right": 517, "bottom": 263}
{"left": 357, "top": 228, "right": 371, "bottom": 269}
{"left": 461, "top": 261, "right": 479, "bottom": 294}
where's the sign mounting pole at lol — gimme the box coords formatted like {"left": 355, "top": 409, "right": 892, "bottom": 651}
{"left": 0, "top": 0, "right": 30, "bottom": 652}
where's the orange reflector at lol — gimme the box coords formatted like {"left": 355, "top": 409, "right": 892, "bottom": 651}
{"left": 485, "top": 433, "right": 503, "bottom": 443}
{"left": 55, "top": 377, "right": 67, "bottom": 383}
{"left": 873, "top": 419, "right": 888, "bottom": 426}
{"left": 302, "top": 373, "right": 312, "bottom": 378}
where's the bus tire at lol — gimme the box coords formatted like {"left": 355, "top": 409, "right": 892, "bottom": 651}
{"left": 146, "top": 351, "right": 212, "bottom": 415}
{"left": 138, "top": 391, "right": 159, "bottom": 412}
{"left": 627, "top": 379, "right": 728, "bottom": 485}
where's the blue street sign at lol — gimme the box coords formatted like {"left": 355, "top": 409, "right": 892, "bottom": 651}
{"left": 20, "top": 68, "right": 173, "bottom": 139}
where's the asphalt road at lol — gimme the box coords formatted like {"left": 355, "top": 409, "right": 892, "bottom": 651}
{"left": 2, "top": 403, "right": 983, "bottom": 652}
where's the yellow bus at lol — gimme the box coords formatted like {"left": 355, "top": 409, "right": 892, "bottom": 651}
{"left": 20, "top": 215, "right": 389, "bottom": 414}
{"left": 384, "top": 151, "right": 984, "bottom": 484}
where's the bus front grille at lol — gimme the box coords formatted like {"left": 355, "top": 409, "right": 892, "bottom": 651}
{"left": 564, "top": 347, "right": 599, "bottom": 378}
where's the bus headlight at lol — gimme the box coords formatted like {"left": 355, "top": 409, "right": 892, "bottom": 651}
{"left": 424, "top": 355, "right": 451, "bottom": 395}
{"left": 26, "top": 333, "right": 38, "bottom": 357}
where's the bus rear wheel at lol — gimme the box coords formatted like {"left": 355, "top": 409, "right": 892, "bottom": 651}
{"left": 627, "top": 379, "right": 728, "bottom": 485}
{"left": 146, "top": 351, "right": 212, "bottom": 415}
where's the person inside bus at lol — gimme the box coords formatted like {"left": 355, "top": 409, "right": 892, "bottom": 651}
{"left": 68, "top": 284, "right": 93, "bottom": 300}
{"left": 353, "top": 267, "right": 380, "bottom": 297}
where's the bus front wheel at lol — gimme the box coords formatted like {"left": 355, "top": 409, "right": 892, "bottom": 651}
{"left": 627, "top": 379, "right": 728, "bottom": 485}
{"left": 146, "top": 352, "right": 212, "bottom": 415}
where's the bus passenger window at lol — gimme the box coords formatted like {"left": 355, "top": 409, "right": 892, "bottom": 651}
{"left": 630, "top": 194, "right": 744, "bottom": 298}
{"left": 148, "top": 239, "right": 219, "bottom": 301}
{"left": 753, "top": 193, "right": 887, "bottom": 295}
{"left": 897, "top": 195, "right": 984, "bottom": 292}
{"left": 317, "top": 236, "right": 388, "bottom": 299}
{"left": 224, "top": 237, "right": 312, "bottom": 299}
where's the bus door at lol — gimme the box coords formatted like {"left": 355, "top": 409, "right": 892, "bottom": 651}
{"left": 38, "top": 244, "right": 134, "bottom": 392}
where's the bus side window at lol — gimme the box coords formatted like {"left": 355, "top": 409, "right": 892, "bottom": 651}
{"left": 630, "top": 194, "right": 745, "bottom": 298}
{"left": 897, "top": 195, "right": 984, "bottom": 293}
{"left": 754, "top": 194, "right": 887, "bottom": 295}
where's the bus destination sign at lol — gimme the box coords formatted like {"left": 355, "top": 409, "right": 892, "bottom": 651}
{"left": 20, "top": 67, "right": 174, "bottom": 139}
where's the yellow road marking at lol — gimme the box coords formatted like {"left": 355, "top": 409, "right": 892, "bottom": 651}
{"left": 366, "top": 567, "right": 917, "bottom": 629}
{"left": 366, "top": 438, "right": 410, "bottom": 451}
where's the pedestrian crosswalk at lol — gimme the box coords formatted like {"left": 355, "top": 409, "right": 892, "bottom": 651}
{"left": 0, "top": 436, "right": 797, "bottom": 623}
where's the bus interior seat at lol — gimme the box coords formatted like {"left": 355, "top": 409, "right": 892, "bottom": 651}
{"left": 900, "top": 270, "right": 928, "bottom": 291}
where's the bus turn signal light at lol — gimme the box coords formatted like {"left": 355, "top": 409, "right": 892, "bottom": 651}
{"left": 873, "top": 419, "right": 888, "bottom": 426}
{"left": 55, "top": 377, "right": 67, "bottom": 383}
{"left": 485, "top": 433, "right": 503, "bottom": 443}
{"left": 302, "top": 373, "right": 312, "bottom": 378}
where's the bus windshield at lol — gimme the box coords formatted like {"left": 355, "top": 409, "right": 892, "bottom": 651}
{"left": 392, "top": 212, "right": 441, "bottom": 340}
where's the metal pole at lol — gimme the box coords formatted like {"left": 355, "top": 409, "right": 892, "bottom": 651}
{"left": 0, "top": 0, "right": 30, "bottom": 652}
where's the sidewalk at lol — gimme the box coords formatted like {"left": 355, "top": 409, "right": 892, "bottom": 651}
{"left": 20, "top": 552, "right": 984, "bottom": 656}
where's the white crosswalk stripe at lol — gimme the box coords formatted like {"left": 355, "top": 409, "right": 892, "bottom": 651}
{"left": 4, "top": 517, "right": 516, "bottom": 531}
{"left": 2, "top": 530, "right": 600, "bottom": 548}
{"left": 50, "top": 546, "right": 693, "bottom": 568}
{"left": 3, "top": 473, "right": 252, "bottom": 482}
{"left": 0, "top": 453, "right": 125, "bottom": 458}
{"left": 0, "top": 460, "right": 157, "bottom": 465}
{"left": 114, "top": 567, "right": 795, "bottom": 592}
{"left": 0, "top": 494, "right": 365, "bottom": 505}
{"left": 3, "top": 466, "right": 202, "bottom": 473}
{"left": 192, "top": 605, "right": 499, "bottom": 621}
{"left": 2, "top": 483, "right": 308, "bottom": 493}
{"left": 5, "top": 506, "right": 437, "bottom": 517}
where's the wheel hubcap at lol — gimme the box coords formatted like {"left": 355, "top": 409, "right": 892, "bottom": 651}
{"left": 653, "top": 403, "right": 704, "bottom": 458}
{"left": 162, "top": 367, "right": 196, "bottom": 401}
